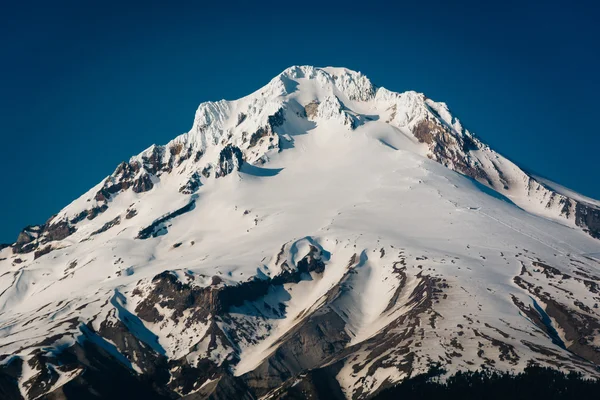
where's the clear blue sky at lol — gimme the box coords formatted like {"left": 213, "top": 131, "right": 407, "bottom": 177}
{"left": 1, "top": 0, "right": 599, "bottom": 243}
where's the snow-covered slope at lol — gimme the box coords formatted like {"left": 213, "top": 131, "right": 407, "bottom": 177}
{"left": 1, "top": 66, "right": 600, "bottom": 400}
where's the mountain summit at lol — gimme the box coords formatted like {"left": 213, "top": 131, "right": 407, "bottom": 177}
{"left": 1, "top": 66, "right": 600, "bottom": 399}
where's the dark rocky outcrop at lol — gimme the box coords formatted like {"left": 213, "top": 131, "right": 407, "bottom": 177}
{"left": 135, "top": 271, "right": 222, "bottom": 324}
{"left": 132, "top": 173, "right": 154, "bottom": 193}
{"left": 44, "top": 221, "right": 76, "bottom": 242}
{"left": 412, "top": 118, "right": 600, "bottom": 240}
{"left": 1, "top": 332, "right": 173, "bottom": 400}
{"left": 70, "top": 210, "right": 89, "bottom": 225}
{"left": 242, "top": 308, "right": 350, "bottom": 397}
{"left": 540, "top": 298, "right": 600, "bottom": 364}
{"left": 268, "top": 108, "right": 285, "bottom": 128}
{"left": 90, "top": 142, "right": 201, "bottom": 204}
{"left": 142, "top": 146, "right": 166, "bottom": 175}
{"left": 243, "top": 108, "right": 284, "bottom": 151}
{"left": 127, "top": 245, "right": 336, "bottom": 398}
{"left": 132, "top": 245, "right": 340, "bottom": 398}
{"left": 179, "top": 172, "right": 202, "bottom": 194}
{"left": 180, "top": 371, "right": 254, "bottom": 400}
{"left": 12, "top": 220, "right": 76, "bottom": 255}
{"left": 114, "top": 161, "right": 141, "bottom": 180}
{"left": 236, "top": 113, "right": 247, "bottom": 126}
{"left": 126, "top": 208, "right": 138, "bottom": 219}
{"left": 413, "top": 119, "right": 490, "bottom": 185}
{"left": 92, "top": 157, "right": 159, "bottom": 201}
{"left": 202, "top": 165, "right": 213, "bottom": 178}
{"left": 91, "top": 216, "right": 121, "bottom": 236}
{"left": 575, "top": 202, "right": 600, "bottom": 239}
{"left": 87, "top": 204, "right": 109, "bottom": 220}
{"left": 265, "top": 363, "right": 346, "bottom": 400}
{"left": 34, "top": 245, "right": 53, "bottom": 260}
{"left": 0, "top": 356, "right": 23, "bottom": 400}
{"left": 96, "top": 316, "right": 168, "bottom": 378}
{"left": 136, "top": 199, "right": 196, "bottom": 239}
{"left": 216, "top": 145, "right": 243, "bottom": 178}
{"left": 248, "top": 127, "right": 271, "bottom": 148}
{"left": 297, "top": 245, "right": 325, "bottom": 274}
{"left": 13, "top": 225, "right": 43, "bottom": 253}
{"left": 512, "top": 263, "right": 600, "bottom": 365}
{"left": 47, "top": 339, "right": 172, "bottom": 400}
{"left": 135, "top": 246, "right": 327, "bottom": 326}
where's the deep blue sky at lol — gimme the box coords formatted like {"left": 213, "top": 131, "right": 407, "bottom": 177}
{"left": 1, "top": 0, "right": 599, "bottom": 243}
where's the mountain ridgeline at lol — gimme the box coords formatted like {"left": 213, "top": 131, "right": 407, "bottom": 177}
{"left": 1, "top": 66, "right": 600, "bottom": 399}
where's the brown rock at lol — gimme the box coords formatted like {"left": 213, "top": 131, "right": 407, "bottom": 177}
{"left": 132, "top": 173, "right": 154, "bottom": 193}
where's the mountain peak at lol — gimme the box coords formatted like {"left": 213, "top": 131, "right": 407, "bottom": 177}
{"left": 1, "top": 66, "right": 600, "bottom": 400}
{"left": 36, "top": 66, "right": 600, "bottom": 241}
{"left": 273, "top": 65, "right": 377, "bottom": 101}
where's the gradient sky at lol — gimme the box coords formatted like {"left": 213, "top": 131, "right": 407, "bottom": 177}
{"left": 1, "top": 0, "right": 599, "bottom": 243}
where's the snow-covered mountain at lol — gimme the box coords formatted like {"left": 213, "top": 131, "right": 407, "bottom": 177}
{"left": 1, "top": 66, "right": 600, "bottom": 400}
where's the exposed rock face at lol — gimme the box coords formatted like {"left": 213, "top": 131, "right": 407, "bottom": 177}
{"left": 39, "top": 340, "right": 170, "bottom": 400}
{"left": 575, "top": 203, "right": 600, "bottom": 239}
{"left": 134, "top": 271, "right": 221, "bottom": 324}
{"left": 15, "top": 227, "right": 38, "bottom": 246}
{"left": 248, "top": 127, "right": 270, "bottom": 148}
{"left": 412, "top": 119, "right": 489, "bottom": 185}
{"left": 4, "top": 237, "right": 600, "bottom": 398}
{"left": 236, "top": 112, "right": 247, "bottom": 126}
{"left": 136, "top": 199, "right": 196, "bottom": 239}
{"left": 13, "top": 225, "right": 42, "bottom": 253}
{"left": 33, "top": 245, "right": 53, "bottom": 260}
{"left": 94, "top": 162, "right": 141, "bottom": 201}
{"left": 91, "top": 216, "right": 121, "bottom": 236}
{"left": 96, "top": 316, "right": 168, "bottom": 377}
{"left": 412, "top": 119, "right": 438, "bottom": 145}
{"left": 91, "top": 204, "right": 109, "bottom": 218}
{"left": 45, "top": 221, "right": 76, "bottom": 242}
{"left": 216, "top": 145, "right": 243, "bottom": 178}
{"left": 512, "top": 260, "right": 600, "bottom": 366}
{"left": 135, "top": 247, "right": 327, "bottom": 327}
{"left": 132, "top": 173, "right": 154, "bottom": 193}
{"left": 12, "top": 221, "right": 75, "bottom": 255}
{"left": 267, "top": 107, "right": 285, "bottom": 128}
{"left": 142, "top": 146, "right": 166, "bottom": 175}
{"left": 117, "top": 243, "right": 466, "bottom": 399}
{"left": 115, "top": 160, "right": 141, "bottom": 180}
{"left": 297, "top": 245, "right": 326, "bottom": 274}
{"left": 202, "top": 164, "right": 213, "bottom": 178}
{"left": 263, "top": 364, "right": 346, "bottom": 400}
{"left": 409, "top": 116, "right": 600, "bottom": 239}
{"left": 0, "top": 356, "right": 23, "bottom": 400}
{"left": 242, "top": 309, "right": 350, "bottom": 396}
{"left": 304, "top": 100, "right": 320, "bottom": 119}
{"left": 179, "top": 172, "right": 202, "bottom": 194}
{"left": 125, "top": 208, "right": 138, "bottom": 219}
{"left": 89, "top": 143, "right": 194, "bottom": 204}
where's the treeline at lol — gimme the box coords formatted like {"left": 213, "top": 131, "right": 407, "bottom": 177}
{"left": 374, "top": 365, "right": 600, "bottom": 399}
